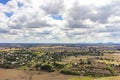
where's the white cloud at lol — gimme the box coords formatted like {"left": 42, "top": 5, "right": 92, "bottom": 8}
{"left": 108, "top": 15, "right": 120, "bottom": 23}
{"left": 0, "top": 0, "right": 120, "bottom": 43}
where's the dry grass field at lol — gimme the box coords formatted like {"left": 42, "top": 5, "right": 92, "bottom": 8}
{"left": 0, "top": 68, "right": 76, "bottom": 80}
{"left": 0, "top": 48, "right": 20, "bottom": 52}
{"left": 0, "top": 68, "right": 120, "bottom": 80}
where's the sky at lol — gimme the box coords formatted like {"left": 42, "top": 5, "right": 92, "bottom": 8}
{"left": 0, "top": 0, "right": 120, "bottom": 43}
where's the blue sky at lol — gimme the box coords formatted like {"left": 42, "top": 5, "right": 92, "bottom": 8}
{"left": 0, "top": 0, "right": 120, "bottom": 43}
{"left": 4, "top": 12, "right": 14, "bottom": 17}
{"left": 0, "top": 0, "right": 10, "bottom": 5}
{"left": 51, "top": 15, "right": 63, "bottom": 20}
{"left": 17, "top": 2, "right": 23, "bottom": 8}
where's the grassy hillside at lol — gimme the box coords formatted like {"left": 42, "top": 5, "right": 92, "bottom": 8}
{"left": 68, "top": 76, "right": 120, "bottom": 80}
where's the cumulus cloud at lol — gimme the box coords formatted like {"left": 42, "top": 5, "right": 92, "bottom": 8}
{"left": 0, "top": 0, "right": 120, "bottom": 43}
{"left": 41, "top": 0, "right": 64, "bottom": 15}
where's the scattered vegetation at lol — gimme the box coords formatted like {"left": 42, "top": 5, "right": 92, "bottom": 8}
{"left": 0, "top": 46, "right": 120, "bottom": 78}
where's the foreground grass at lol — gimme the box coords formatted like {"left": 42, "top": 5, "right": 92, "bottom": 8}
{"left": 96, "top": 76, "right": 120, "bottom": 80}
{"left": 68, "top": 76, "right": 120, "bottom": 80}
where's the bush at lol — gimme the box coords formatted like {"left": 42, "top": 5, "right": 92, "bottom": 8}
{"left": 60, "top": 69, "right": 80, "bottom": 75}
{"left": 35, "top": 63, "right": 41, "bottom": 68}
{"left": 0, "top": 64, "right": 13, "bottom": 69}
{"left": 83, "top": 72, "right": 111, "bottom": 77}
{"left": 54, "top": 63, "right": 65, "bottom": 69}
{"left": 40, "top": 64, "right": 54, "bottom": 72}
{"left": 68, "top": 77, "right": 94, "bottom": 80}
{"left": 106, "top": 66, "right": 117, "bottom": 76}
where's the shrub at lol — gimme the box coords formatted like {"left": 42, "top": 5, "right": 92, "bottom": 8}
{"left": 60, "top": 69, "right": 80, "bottom": 75}
{"left": 0, "top": 64, "right": 13, "bottom": 69}
{"left": 35, "top": 63, "right": 41, "bottom": 68}
{"left": 54, "top": 62, "right": 65, "bottom": 69}
{"left": 83, "top": 72, "right": 111, "bottom": 77}
{"left": 68, "top": 77, "right": 93, "bottom": 80}
{"left": 106, "top": 66, "right": 117, "bottom": 76}
{"left": 40, "top": 64, "right": 54, "bottom": 72}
